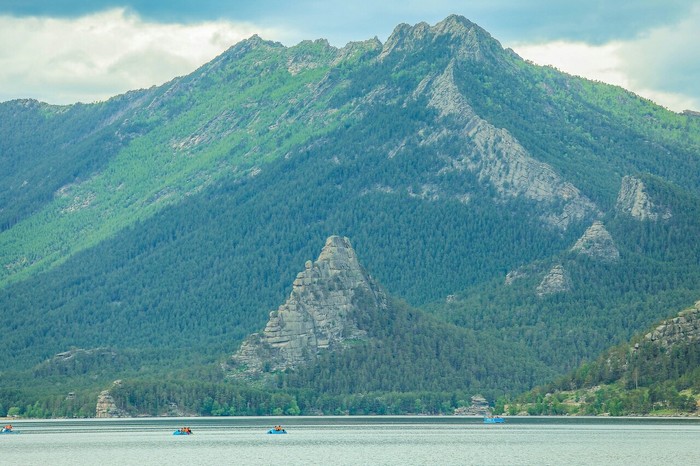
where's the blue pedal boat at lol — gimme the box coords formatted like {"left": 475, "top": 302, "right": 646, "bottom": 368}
{"left": 483, "top": 416, "right": 505, "bottom": 424}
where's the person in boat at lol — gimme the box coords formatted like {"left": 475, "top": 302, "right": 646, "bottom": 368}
{"left": 3, "top": 424, "right": 12, "bottom": 431}
{"left": 274, "top": 425, "right": 283, "bottom": 431}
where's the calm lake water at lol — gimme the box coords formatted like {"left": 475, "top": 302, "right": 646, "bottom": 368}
{"left": 2, "top": 416, "right": 699, "bottom": 465}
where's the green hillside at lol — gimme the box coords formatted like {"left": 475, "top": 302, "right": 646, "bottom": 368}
{"left": 428, "top": 173, "right": 700, "bottom": 370}
{"left": 1, "top": 15, "right": 699, "bottom": 417}
{"left": 507, "top": 302, "right": 700, "bottom": 416}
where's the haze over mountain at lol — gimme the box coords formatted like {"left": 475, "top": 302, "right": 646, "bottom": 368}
{"left": 1, "top": 15, "right": 699, "bottom": 417}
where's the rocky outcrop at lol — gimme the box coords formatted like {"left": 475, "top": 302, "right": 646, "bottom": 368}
{"left": 642, "top": 301, "right": 700, "bottom": 348}
{"left": 230, "top": 236, "right": 386, "bottom": 376}
{"left": 381, "top": 13, "right": 588, "bottom": 227}
{"left": 571, "top": 221, "right": 620, "bottom": 261}
{"left": 420, "top": 61, "right": 599, "bottom": 230}
{"left": 95, "top": 381, "right": 127, "bottom": 418}
{"left": 615, "top": 176, "right": 671, "bottom": 221}
{"left": 504, "top": 268, "right": 527, "bottom": 285}
{"left": 504, "top": 263, "right": 542, "bottom": 286}
{"left": 454, "top": 395, "right": 492, "bottom": 416}
{"left": 536, "top": 264, "right": 570, "bottom": 297}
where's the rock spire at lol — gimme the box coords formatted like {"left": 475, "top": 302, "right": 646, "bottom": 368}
{"left": 230, "top": 236, "right": 386, "bottom": 376}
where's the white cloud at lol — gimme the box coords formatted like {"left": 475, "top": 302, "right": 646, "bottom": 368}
{"left": 0, "top": 7, "right": 697, "bottom": 112}
{"left": 616, "top": 4, "right": 700, "bottom": 112}
{"left": 512, "top": 41, "right": 629, "bottom": 86}
{"left": 509, "top": 6, "right": 700, "bottom": 113}
{"left": 0, "top": 9, "right": 286, "bottom": 104}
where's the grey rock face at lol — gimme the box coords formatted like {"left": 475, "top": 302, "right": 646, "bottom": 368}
{"left": 95, "top": 381, "right": 127, "bottom": 418}
{"left": 454, "top": 395, "right": 492, "bottom": 416}
{"left": 571, "top": 221, "right": 620, "bottom": 261}
{"left": 230, "top": 236, "right": 386, "bottom": 375}
{"left": 536, "top": 264, "right": 570, "bottom": 296}
{"left": 420, "top": 62, "right": 599, "bottom": 230}
{"left": 379, "top": 15, "right": 507, "bottom": 65}
{"left": 643, "top": 301, "right": 700, "bottom": 348}
{"left": 616, "top": 176, "right": 671, "bottom": 221}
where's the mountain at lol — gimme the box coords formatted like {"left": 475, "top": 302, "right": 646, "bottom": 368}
{"left": 509, "top": 301, "right": 700, "bottom": 416}
{"left": 1, "top": 15, "right": 700, "bottom": 417}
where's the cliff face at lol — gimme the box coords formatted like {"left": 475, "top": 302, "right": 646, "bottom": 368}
{"left": 616, "top": 176, "right": 672, "bottom": 221}
{"left": 230, "top": 236, "right": 387, "bottom": 375}
{"left": 418, "top": 60, "right": 599, "bottom": 230}
{"left": 95, "top": 381, "right": 127, "bottom": 418}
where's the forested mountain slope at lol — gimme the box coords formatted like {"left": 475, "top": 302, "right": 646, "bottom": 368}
{"left": 1, "top": 15, "right": 699, "bottom": 416}
{"left": 428, "top": 173, "right": 700, "bottom": 370}
{"left": 509, "top": 301, "right": 700, "bottom": 416}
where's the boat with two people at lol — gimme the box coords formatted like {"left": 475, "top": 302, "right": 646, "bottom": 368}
{"left": 1, "top": 424, "right": 18, "bottom": 434}
{"left": 173, "top": 427, "right": 193, "bottom": 435}
{"left": 267, "top": 425, "right": 287, "bottom": 434}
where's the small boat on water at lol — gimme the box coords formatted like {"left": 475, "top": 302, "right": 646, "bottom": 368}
{"left": 1, "top": 425, "right": 18, "bottom": 434}
{"left": 173, "top": 427, "right": 193, "bottom": 435}
{"left": 483, "top": 416, "right": 505, "bottom": 424}
{"left": 267, "top": 426, "right": 287, "bottom": 434}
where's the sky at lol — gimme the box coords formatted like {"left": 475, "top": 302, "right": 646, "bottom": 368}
{"left": 0, "top": 1, "right": 698, "bottom": 112}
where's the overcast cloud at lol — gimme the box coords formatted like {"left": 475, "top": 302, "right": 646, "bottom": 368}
{"left": 0, "top": 1, "right": 697, "bottom": 111}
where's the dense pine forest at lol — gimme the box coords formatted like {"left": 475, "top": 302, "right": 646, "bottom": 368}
{"left": 506, "top": 304, "right": 700, "bottom": 416}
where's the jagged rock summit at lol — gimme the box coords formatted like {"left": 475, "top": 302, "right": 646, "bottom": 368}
{"left": 379, "top": 14, "right": 509, "bottom": 64}
{"left": 230, "top": 236, "right": 387, "bottom": 376}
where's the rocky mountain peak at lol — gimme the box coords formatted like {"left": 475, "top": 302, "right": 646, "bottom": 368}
{"left": 229, "top": 236, "right": 386, "bottom": 376}
{"left": 571, "top": 221, "right": 620, "bottom": 261}
{"left": 334, "top": 37, "right": 383, "bottom": 65}
{"left": 379, "top": 15, "right": 504, "bottom": 62}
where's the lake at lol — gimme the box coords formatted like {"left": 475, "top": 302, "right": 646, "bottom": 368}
{"left": 2, "top": 416, "right": 699, "bottom": 465}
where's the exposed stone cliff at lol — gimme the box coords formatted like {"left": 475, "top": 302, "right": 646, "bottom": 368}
{"left": 616, "top": 176, "right": 671, "bottom": 221}
{"left": 95, "top": 381, "right": 127, "bottom": 418}
{"left": 419, "top": 61, "right": 599, "bottom": 230}
{"left": 571, "top": 221, "right": 620, "bottom": 262}
{"left": 536, "top": 264, "right": 570, "bottom": 297}
{"left": 230, "top": 236, "right": 386, "bottom": 376}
